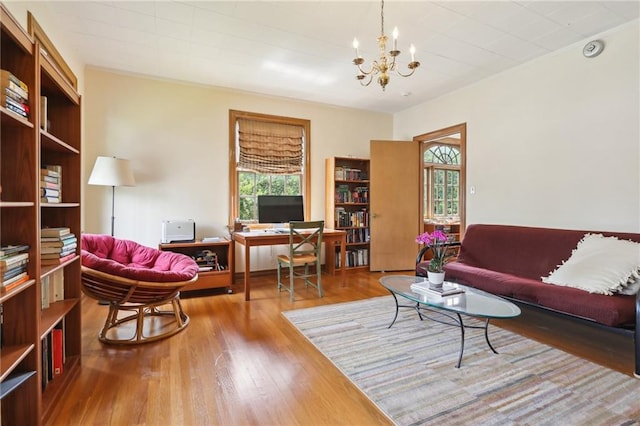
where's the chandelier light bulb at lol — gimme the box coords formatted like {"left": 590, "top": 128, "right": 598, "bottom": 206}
{"left": 392, "top": 27, "right": 398, "bottom": 50}
{"left": 410, "top": 44, "right": 416, "bottom": 62}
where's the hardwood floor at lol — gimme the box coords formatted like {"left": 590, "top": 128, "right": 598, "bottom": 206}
{"left": 46, "top": 271, "right": 634, "bottom": 426}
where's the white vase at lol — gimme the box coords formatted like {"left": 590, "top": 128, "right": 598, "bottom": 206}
{"left": 427, "top": 271, "right": 445, "bottom": 287}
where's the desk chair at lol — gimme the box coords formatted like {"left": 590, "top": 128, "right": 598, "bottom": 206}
{"left": 276, "top": 220, "right": 324, "bottom": 302}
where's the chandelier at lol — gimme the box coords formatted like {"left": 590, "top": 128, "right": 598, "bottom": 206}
{"left": 352, "top": 0, "right": 420, "bottom": 91}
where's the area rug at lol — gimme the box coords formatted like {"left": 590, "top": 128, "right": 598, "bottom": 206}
{"left": 282, "top": 296, "right": 640, "bottom": 425}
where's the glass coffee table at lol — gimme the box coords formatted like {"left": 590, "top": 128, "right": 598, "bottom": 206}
{"left": 379, "top": 275, "right": 521, "bottom": 368}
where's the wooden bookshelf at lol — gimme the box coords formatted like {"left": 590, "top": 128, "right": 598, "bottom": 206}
{"left": 325, "top": 157, "right": 370, "bottom": 271}
{"left": 0, "top": 5, "right": 82, "bottom": 424}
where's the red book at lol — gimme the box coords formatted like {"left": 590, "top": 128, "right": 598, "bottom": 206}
{"left": 52, "top": 328, "right": 64, "bottom": 377}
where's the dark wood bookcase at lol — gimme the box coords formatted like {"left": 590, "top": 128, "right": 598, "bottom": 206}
{"left": 1, "top": 5, "right": 82, "bottom": 424}
{"left": 325, "top": 157, "right": 370, "bottom": 271}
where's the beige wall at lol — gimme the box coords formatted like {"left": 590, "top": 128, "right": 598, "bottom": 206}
{"left": 84, "top": 69, "right": 392, "bottom": 270}
{"left": 394, "top": 20, "right": 640, "bottom": 233}
{"left": 8, "top": 3, "right": 639, "bottom": 273}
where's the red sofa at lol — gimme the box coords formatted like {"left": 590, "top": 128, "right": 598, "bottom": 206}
{"left": 431, "top": 224, "right": 640, "bottom": 377}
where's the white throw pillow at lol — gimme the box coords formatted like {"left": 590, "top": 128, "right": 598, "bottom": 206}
{"left": 618, "top": 276, "right": 640, "bottom": 295}
{"left": 542, "top": 233, "right": 640, "bottom": 295}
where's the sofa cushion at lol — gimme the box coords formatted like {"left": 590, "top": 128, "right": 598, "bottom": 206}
{"left": 445, "top": 261, "right": 635, "bottom": 327}
{"left": 454, "top": 225, "right": 586, "bottom": 280}
{"left": 542, "top": 233, "right": 640, "bottom": 295}
{"left": 454, "top": 224, "right": 640, "bottom": 282}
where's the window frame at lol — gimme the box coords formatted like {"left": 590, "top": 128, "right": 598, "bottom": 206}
{"left": 229, "top": 110, "right": 311, "bottom": 225}
{"left": 423, "top": 144, "right": 461, "bottom": 220}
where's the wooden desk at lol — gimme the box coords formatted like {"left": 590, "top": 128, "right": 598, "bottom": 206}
{"left": 233, "top": 229, "right": 347, "bottom": 301}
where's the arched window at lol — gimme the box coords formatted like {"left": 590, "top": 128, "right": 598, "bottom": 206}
{"left": 425, "top": 145, "right": 461, "bottom": 165}
{"left": 424, "top": 144, "right": 460, "bottom": 218}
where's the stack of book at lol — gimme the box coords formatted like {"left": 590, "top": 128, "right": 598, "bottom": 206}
{"left": 410, "top": 281, "right": 465, "bottom": 298}
{"left": 334, "top": 167, "right": 363, "bottom": 181}
{"left": 40, "top": 165, "right": 62, "bottom": 203}
{"left": 1, "top": 69, "right": 29, "bottom": 119}
{"left": 1, "top": 244, "right": 30, "bottom": 293}
{"left": 41, "top": 227, "right": 77, "bottom": 265}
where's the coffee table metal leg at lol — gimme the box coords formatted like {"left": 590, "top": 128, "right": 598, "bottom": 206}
{"left": 456, "top": 313, "right": 465, "bottom": 368}
{"left": 484, "top": 318, "right": 499, "bottom": 354}
{"left": 385, "top": 290, "right": 499, "bottom": 368}
{"left": 386, "top": 291, "right": 424, "bottom": 328}
{"left": 387, "top": 292, "right": 400, "bottom": 328}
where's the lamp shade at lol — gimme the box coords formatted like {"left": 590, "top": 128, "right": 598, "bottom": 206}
{"left": 88, "top": 156, "right": 136, "bottom": 187}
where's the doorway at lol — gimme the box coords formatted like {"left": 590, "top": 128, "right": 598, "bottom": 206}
{"left": 413, "top": 123, "right": 467, "bottom": 240}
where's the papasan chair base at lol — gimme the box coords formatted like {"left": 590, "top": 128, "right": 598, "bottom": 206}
{"left": 81, "top": 234, "right": 199, "bottom": 345}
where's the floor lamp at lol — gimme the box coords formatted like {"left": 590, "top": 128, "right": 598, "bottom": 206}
{"left": 88, "top": 156, "right": 136, "bottom": 236}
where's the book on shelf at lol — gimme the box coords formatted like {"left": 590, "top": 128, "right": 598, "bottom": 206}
{"left": 41, "top": 236, "right": 77, "bottom": 247}
{"left": 1, "top": 80, "right": 28, "bottom": 102}
{"left": 1, "top": 274, "right": 29, "bottom": 293}
{"left": 41, "top": 246, "right": 76, "bottom": 259}
{"left": 42, "top": 174, "right": 59, "bottom": 184}
{"left": 41, "top": 233, "right": 76, "bottom": 243}
{"left": 41, "top": 253, "right": 75, "bottom": 266}
{"left": 41, "top": 227, "right": 71, "bottom": 238}
{"left": 4, "top": 85, "right": 27, "bottom": 104}
{"left": 2, "top": 263, "right": 28, "bottom": 281}
{"left": 40, "top": 167, "right": 60, "bottom": 178}
{"left": 41, "top": 335, "right": 49, "bottom": 390}
{"left": 40, "top": 95, "right": 48, "bottom": 131}
{"left": 40, "top": 187, "right": 60, "bottom": 198}
{"left": 52, "top": 326, "right": 64, "bottom": 377}
{"left": 0, "top": 69, "right": 28, "bottom": 97}
{"left": 0, "top": 71, "right": 28, "bottom": 113}
{"left": 410, "top": 282, "right": 465, "bottom": 297}
{"left": 45, "top": 165, "right": 62, "bottom": 175}
{"left": 2, "top": 96, "right": 30, "bottom": 117}
{"left": 51, "top": 269, "right": 65, "bottom": 302}
{"left": 40, "top": 180, "right": 60, "bottom": 189}
{"left": 41, "top": 275, "right": 50, "bottom": 309}
{"left": 0, "top": 252, "right": 29, "bottom": 268}
{"left": 2, "top": 272, "right": 27, "bottom": 287}
{"left": 0, "top": 244, "right": 29, "bottom": 257}
{"left": 41, "top": 243, "right": 77, "bottom": 255}
{"left": 41, "top": 166, "right": 62, "bottom": 200}
{"left": 0, "top": 260, "right": 28, "bottom": 277}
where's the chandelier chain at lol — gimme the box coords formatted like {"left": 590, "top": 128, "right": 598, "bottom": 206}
{"left": 380, "top": 0, "right": 384, "bottom": 36}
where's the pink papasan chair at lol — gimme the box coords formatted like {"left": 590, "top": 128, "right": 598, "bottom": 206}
{"left": 81, "top": 234, "right": 199, "bottom": 344}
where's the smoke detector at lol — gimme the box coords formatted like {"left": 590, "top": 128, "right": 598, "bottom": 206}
{"left": 583, "top": 40, "right": 604, "bottom": 58}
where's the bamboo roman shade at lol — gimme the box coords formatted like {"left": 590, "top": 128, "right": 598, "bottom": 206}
{"left": 237, "top": 118, "right": 304, "bottom": 174}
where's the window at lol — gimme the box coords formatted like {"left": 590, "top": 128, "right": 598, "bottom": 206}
{"left": 229, "top": 110, "right": 310, "bottom": 224}
{"left": 423, "top": 144, "right": 460, "bottom": 218}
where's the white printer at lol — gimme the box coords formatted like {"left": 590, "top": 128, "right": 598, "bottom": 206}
{"left": 161, "top": 219, "right": 196, "bottom": 243}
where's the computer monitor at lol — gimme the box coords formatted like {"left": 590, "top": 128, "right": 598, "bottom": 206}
{"left": 257, "top": 195, "right": 304, "bottom": 224}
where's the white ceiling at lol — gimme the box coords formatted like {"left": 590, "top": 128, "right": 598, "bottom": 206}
{"left": 44, "top": 1, "right": 639, "bottom": 113}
